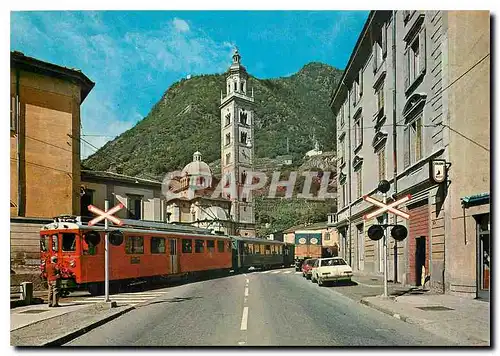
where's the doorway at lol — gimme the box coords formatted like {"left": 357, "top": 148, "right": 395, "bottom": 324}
{"left": 170, "top": 239, "right": 178, "bottom": 274}
{"left": 476, "top": 214, "right": 490, "bottom": 300}
{"left": 415, "top": 237, "right": 426, "bottom": 286}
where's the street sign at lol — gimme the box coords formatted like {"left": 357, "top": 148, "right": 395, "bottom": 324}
{"left": 363, "top": 194, "right": 412, "bottom": 220}
{"left": 88, "top": 203, "right": 124, "bottom": 226}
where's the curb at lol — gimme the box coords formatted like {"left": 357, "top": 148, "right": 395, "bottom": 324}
{"left": 42, "top": 305, "right": 135, "bottom": 346}
{"left": 359, "top": 298, "right": 410, "bottom": 323}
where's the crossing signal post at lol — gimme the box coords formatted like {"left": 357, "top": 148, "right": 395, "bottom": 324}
{"left": 364, "top": 180, "right": 411, "bottom": 298}
{"left": 88, "top": 200, "right": 124, "bottom": 305}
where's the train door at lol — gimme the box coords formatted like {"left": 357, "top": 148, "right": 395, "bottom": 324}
{"left": 170, "top": 239, "right": 179, "bottom": 274}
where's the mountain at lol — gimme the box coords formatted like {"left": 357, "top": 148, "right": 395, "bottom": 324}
{"left": 83, "top": 62, "right": 343, "bottom": 179}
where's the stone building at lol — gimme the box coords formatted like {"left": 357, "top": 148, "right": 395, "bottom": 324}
{"left": 10, "top": 51, "right": 94, "bottom": 269}
{"left": 165, "top": 151, "right": 233, "bottom": 234}
{"left": 329, "top": 11, "right": 490, "bottom": 299}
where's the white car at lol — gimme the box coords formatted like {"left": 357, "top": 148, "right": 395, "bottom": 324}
{"left": 311, "top": 257, "right": 353, "bottom": 286}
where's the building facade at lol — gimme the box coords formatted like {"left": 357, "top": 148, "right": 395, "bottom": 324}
{"left": 330, "top": 11, "right": 490, "bottom": 299}
{"left": 10, "top": 51, "right": 94, "bottom": 269}
{"left": 80, "top": 170, "right": 166, "bottom": 222}
{"left": 220, "top": 49, "right": 256, "bottom": 237}
{"left": 10, "top": 51, "right": 94, "bottom": 219}
{"left": 165, "top": 152, "right": 233, "bottom": 235}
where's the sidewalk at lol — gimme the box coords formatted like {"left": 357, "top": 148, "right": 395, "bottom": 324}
{"left": 361, "top": 294, "right": 490, "bottom": 346}
{"left": 11, "top": 302, "right": 134, "bottom": 346}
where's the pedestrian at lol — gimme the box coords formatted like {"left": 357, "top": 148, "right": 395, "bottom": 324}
{"left": 46, "top": 256, "right": 61, "bottom": 307}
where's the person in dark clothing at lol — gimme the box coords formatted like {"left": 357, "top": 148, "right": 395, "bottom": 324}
{"left": 46, "top": 256, "right": 61, "bottom": 307}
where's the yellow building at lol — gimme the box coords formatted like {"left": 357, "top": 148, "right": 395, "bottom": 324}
{"left": 10, "top": 51, "right": 94, "bottom": 269}
{"left": 10, "top": 51, "right": 94, "bottom": 218}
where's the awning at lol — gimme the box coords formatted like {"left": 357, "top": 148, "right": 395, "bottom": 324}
{"left": 461, "top": 193, "right": 490, "bottom": 208}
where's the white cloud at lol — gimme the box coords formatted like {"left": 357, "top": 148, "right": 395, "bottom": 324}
{"left": 172, "top": 17, "right": 190, "bottom": 32}
{"left": 11, "top": 12, "right": 234, "bottom": 158}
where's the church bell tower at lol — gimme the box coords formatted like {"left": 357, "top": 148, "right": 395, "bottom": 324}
{"left": 220, "top": 49, "right": 255, "bottom": 237}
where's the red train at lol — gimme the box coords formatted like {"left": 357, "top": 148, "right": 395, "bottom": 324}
{"left": 40, "top": 216, "right": 294, "bottom": 295}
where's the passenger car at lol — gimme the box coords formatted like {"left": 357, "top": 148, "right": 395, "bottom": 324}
{"left": 301, "top": 258, "right": 317, "bottom": 279}
{"left": 311, "top": 257, "right": 353, "bottom": 286}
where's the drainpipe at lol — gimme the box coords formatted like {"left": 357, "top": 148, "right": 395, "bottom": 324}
{"left": 15, "top": 68, "right": 24, "bottom": 217}
{"left": 391, "top": 10, "right": 399, "bottom": 283}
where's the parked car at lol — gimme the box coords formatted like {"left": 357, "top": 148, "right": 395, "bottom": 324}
{"left": 295, "top": 257, "right": 311, "bottom": 271}
{"left": 311, "top": 257, "right": 353, "bottom": 286}
{"left": 301, "top": 258, "right": 317, "bottom": 279}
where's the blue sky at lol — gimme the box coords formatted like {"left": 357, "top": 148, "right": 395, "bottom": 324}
{"left": 10, "top": 10, "right": 368, "bottom": 158}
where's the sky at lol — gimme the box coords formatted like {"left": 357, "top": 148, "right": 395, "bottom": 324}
{"left": 10, "top": 10, "right": 369, "bottom": 158}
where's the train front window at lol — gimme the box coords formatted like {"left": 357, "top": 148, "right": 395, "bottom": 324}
{"left": 62, "top": 233, "right": 77, "bottom": 252}
{"left": 51, "top": 234, "right": 58, "bottom": 252}
{"left": 40, "top": 236, "right": 48, "bottom": 252}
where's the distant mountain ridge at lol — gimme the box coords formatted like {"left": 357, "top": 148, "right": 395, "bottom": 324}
{"left": 83, "top": 62, "right": 343, "bottom": 179}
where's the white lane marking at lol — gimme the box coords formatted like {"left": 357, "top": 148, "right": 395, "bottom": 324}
{"left": 246, "top": 278, "right": 249, "bottom": 283}
{"left": 240, "top": 307, "right": 249, "bottom": 330}
{"left": 260, "top": 271, "right": 271, "bottom": 274}
{"left": 271, "top": 271, "right": 281, "bottom": 274}
{"left": 295, "top": 272, "right": 302, "bottom": 274}
{"left": 284, "top": 271, "right": 291, "bottom": 274}
{"left": 238, "top": 341, "right": 246, "bottom": 345}
{"left": 244, "top": 287, "right": 249, "bottom": 297}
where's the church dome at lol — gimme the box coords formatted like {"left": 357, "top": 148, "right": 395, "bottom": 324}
{"left": 181, "top": 152, "right": 213, "bottom": 188}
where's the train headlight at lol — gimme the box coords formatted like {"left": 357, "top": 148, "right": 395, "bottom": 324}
{"left": 69, "top": 260, "right": 76, "bottom": 268}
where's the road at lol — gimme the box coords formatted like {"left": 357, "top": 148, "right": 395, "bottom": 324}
{"left": 65, "top": 268, "right": 454, "bottom": 346}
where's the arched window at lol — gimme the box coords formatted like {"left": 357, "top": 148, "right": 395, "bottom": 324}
{"left": 234, "top": 82, "right": 237, "bottom": 91}
{"left": 240, "top": 82, "right": 244, "bottom": 92}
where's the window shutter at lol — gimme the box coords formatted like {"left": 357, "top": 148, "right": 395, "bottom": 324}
{"left": 11, "top": 96, "right": 15, "bottom": 131}
{"left": 403, "top": 127, "right": 410, "bottom": 167}
{"left": 404, "top": 49, "right": 410, "bottom": 90}
{"left": 359, "top": 69, "right": 363, "bottom": 96}
{"left": 382, "top": 23, "right": 387, "bottom": 58}
{"left": 373, "top": 43, "right": 378, "bottom": 73}
{"left": 416, "top": 117, "right": 423, "bottom": 160}
{"left": 419, "top": 27, "right": 426, "bottom": 74}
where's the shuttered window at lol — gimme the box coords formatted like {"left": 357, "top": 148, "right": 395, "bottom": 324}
{"left": 356, "top": 168, "right": 363, "bottom": 198}
{"left": 382, "top": 23, "right": 387, "bottom": 58}
{"left": 405, "top": 26, "right": 426, "bottom": 92}
{"left": 354, "top": 115, "right": 363, "bottom": 148}
{"left": 404, "top": 114, "right": 423, "bottom": 167}
{"left": 378, "top": 147, "right": 386, "bottom": 181}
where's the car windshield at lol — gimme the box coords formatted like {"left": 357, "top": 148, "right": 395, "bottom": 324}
{"left": 308, "top": 259, "right": 317, "bottom": 266}
{"left": 321, "top": 258, "right": 347, "bottom": 266}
